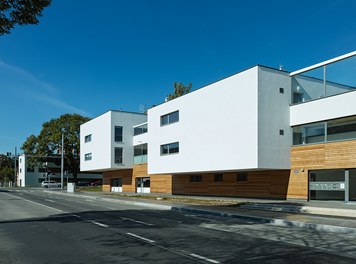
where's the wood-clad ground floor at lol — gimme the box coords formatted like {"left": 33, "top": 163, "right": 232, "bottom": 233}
{"left": 101, "top": 139, "right": 356, "bottom": 201}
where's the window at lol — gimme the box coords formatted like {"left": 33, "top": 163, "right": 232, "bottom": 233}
{"left": 279, "top": 87, "right": 284, "bottom": 94}
{"left": 134, "top": 123, "right": 148, "bottom": 135}
{"left": 214, "top": 174, "right": 223, "bottom": 182}
{"left": 85, "top": 134, "right": 92, "bottom": 143}
{"left": 161, "top": 142, "right": 179, "bottom": 155}
{"left": 85, "top": 153, "right": 92, "bottom": 161}
{"left": 190, "top": 175, "right": 202, "bottom": 182}
{"left": 236, "top": 173, "right": 248, "bottom": 182}
{"left": 114, "top": 147, "right": 123, "bottom": 164}
{"left": 161, "top": 111, "right": 179, "bottom": 126}
{"left": 279, "top": 129, "right": 284, "bottom": 135}
{"left": 115, "top": 126, "right": 123, "bottom": 142}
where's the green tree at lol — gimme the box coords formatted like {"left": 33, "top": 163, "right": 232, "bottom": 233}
{"left": 21, "top": 114, "right": 91, "bottom": 183}
{"left": 0, "top": 0, "right": 51, "bottom": 35}
{"left": 0, "top": 154, "right": 14, "bottom": 184}
{"left": 166, "top": 82, "right": 192, "bottom": 101}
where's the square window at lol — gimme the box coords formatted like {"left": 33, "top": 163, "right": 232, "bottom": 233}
{"left": 279, "top": 129, "right": 284, "bottom": 135}
{"left": 214, "top": 174, "right": 223, "bottom": 182}
{"left": 279, "top": 87, "right": 284, "bottom": 94}
{"left": 190, "top": 175, "right": 202, "bottom": 182}
{"left": 85, "top": 134, "right": 92, "bottom": 143}
{"left": 236, "top": 173, "right": 248, "bottom": 182}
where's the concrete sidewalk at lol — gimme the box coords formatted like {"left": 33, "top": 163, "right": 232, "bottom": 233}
{"left": 49, "top": 189, "right": 356, "bottom": 234}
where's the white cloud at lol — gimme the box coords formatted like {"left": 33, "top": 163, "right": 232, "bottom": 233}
{"left": 0, "top": 60, "right": 92, "bottom": 117}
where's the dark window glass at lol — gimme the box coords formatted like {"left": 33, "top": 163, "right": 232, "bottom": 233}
{"left": 134, "top": 124, "right": 148, "bottom": 135}
{"left": 214, "top": 174, "right": 223, "bottom": 182}
{"left": 190, "top": 175, "right": 203, "bottom": 182}
{"left": 279, "top": 87, "right": 284, "bottom": 94}
{"left": 114, "top": 147, "right": 123, "bottom": 163}
{"left": 161, "top": 111, "right": 179, "bottom": 126}
{"left": 85, "top": 134, "right": 92, "bottom": 143}
{"left": 85, "top": 153, "right": 92, "bottom": 161}
{"left": 160, "top": 142, "right": 179, "bottom": 155}
{"left": 115, "top": 126, "right": 123, "bottom": 142}
{"left": 134, "top": 144, "right": 148, "bottom": 156}
{"left": 236, "top": 173, "right": 248, "bottom": 182}
{"left": 279, "top": 129, "right": 284, "bottom": 135}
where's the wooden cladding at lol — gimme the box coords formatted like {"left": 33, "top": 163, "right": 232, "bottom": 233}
{"left": 102, "top": 164, "right": 173, "bottom": 194}
{"left": 172, "top": 171, "right": 290, "bottom": 199}
{"left": 288, "top": 139, "right": 356, "bottom": 199}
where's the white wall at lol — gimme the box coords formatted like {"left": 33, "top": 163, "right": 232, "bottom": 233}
{"left": 18, "top": 155, "right": 26, "bottom": 187}
{"left": 148, "top": 67, "right": 260, "bottom": 174}
{"left": 258, "top": 67, "right": 291, "bottom": 169}
{"left": 80, "top": 111, "right": 147, "bottom": 171}
{"left": 81, "top": 112, "right": 112, "bottom": 171}
{"left": 290, "top": 90, "right": 356, "bottom": 126}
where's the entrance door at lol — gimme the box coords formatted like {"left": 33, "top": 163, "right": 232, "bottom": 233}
{"left": 136, "top": 177, "right": 150, "bottom": 193}
{"left": 110, "top": 178, "right": 122, "bottom": 192}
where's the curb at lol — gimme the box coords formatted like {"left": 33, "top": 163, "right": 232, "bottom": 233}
{"left": 49, "top": 190, "right": 356, "bottom": 234}
{"left": 172, "top": 207, "right": 356, "bottom": 234}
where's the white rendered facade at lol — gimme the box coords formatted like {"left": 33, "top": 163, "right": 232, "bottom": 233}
{"left": 147, "top": 66, "right": 292, "bottom": 174}
{"left": 80, "top": 110, "right": 147, "bottom": 172}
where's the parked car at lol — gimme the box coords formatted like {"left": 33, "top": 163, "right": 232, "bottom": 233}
{"left": 41, "top": 181, "right": 61, "bottom": 188}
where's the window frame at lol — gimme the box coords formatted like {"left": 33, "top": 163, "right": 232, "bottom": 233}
{"left": 160, "top": 142, "right": 179, "bottom": 155}
{"left": 114, "top": 147, "right": 123, "bottom": 164}
{"left": 85, "top": 153, "right": 92, "bottom": 161}
{"left": 160, "top": 111, "right": 179, "bottom": 126}
{"left": 114, "top": 126, "right": 123, "bottom": 142}
{"left": 236, "top": 172, "right": 248, "bottom": 182}
{"left": 214, "top": 174, "right": 224, "bottom": 182}
{"left": 85, "top": 134, "right": 92, "bottom": 143}
{"left": 190, "top": 175, "right": 203, "bottom": 182}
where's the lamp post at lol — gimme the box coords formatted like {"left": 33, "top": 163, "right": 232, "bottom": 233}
{"left": 61, "top": 133, "right": 64, "bottom": 190}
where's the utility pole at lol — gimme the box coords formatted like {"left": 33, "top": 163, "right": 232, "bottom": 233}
{"left": 61, "top": 133, "right": 64, "bottom": 190}
{"left": 14, "top": 147, "right": 17, "bottom": 187}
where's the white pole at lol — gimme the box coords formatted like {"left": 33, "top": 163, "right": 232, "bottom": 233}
{"left": 61, "top": 134, "right": 64, "bottom": 190}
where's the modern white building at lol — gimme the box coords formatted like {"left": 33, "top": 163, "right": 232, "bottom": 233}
{"left": 80, "top": 51, "right": 356, "bottom": 201}
{"left": 18, "top": 154, "right": 102, "bottom": 187}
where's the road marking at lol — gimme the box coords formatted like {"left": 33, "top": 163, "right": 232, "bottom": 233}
{"left": 121, "top": 217, "right": 154, "bottom": 226}
{"left": 190, "top": 253, "right": 220, "bottom": 263}
{"left": 2, "top": 192, "right": 63, "bottom": 213}
{"left": 71, "top": 214, "right": 81, "bottom": 219}
{"left": 88, "top": 220, "right": 109, "bottom": 228}
{"left": 45, "top": 199, "right": 55, "bottom": 203}
{"left": 126, "top": 233, "right": 155, "bottom": 243}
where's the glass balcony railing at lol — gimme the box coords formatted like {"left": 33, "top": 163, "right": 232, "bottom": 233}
{"left": 134, "top": 123, "right": 148, "bottom": 136}
{"left": 291, "top": 53, "right": 356, "bottom": 104}
{"left": 134, "top": 155, "right": 147, "bottom": 164}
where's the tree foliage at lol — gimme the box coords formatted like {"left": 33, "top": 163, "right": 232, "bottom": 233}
{"left": 0, "top": 154, "right": 14, "bottom": 183}
{"left": 166, "top": 82, "right": 192, "bottom": 101}
{"left": 21, "top": 114, "right": 91, "bottom": 182}
{"left": 0, "top": 0, "right": 51, "bottom": 35}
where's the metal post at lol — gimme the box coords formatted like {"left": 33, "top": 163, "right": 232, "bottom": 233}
{"left": 345, "top": 170, "right": 349, "bottom": 203}
{"left": 14, "top": 147, "right": 17, "bottom": 187}
{"left": 323, "top": 66, "right": 327, "bottom": 97}
{"left": 61, "top": 134, "right": 64, "bottom": 190}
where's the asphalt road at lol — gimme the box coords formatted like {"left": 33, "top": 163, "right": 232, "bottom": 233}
{"left": 1, "top": 188, "right": 356, "bottom": 264}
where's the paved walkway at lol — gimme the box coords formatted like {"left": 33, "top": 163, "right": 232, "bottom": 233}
{"left": 51, "top": 190, "right": 356, "bottom": 234}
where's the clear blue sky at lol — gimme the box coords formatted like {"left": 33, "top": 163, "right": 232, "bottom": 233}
{"left": 0, "top": 0, "right": 355, "bottom": 154}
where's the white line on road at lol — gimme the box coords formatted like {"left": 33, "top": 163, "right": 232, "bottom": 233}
{"left": 190, "top": 253, "right": 220, "bottom": 263}
{"left": 44, "top": 199, "right": 55, "bottom": 203}
{"left": 2, "top": 192, "right": 63, "bottom": 213}
{"left": 121, "top": 217, "right": 154, "bottom": 226}
{"left": 126, "top": 233, "right": 155, "bottom": 243}
{"left": 88, "top": 220, "right": 109, "bottom": 228}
